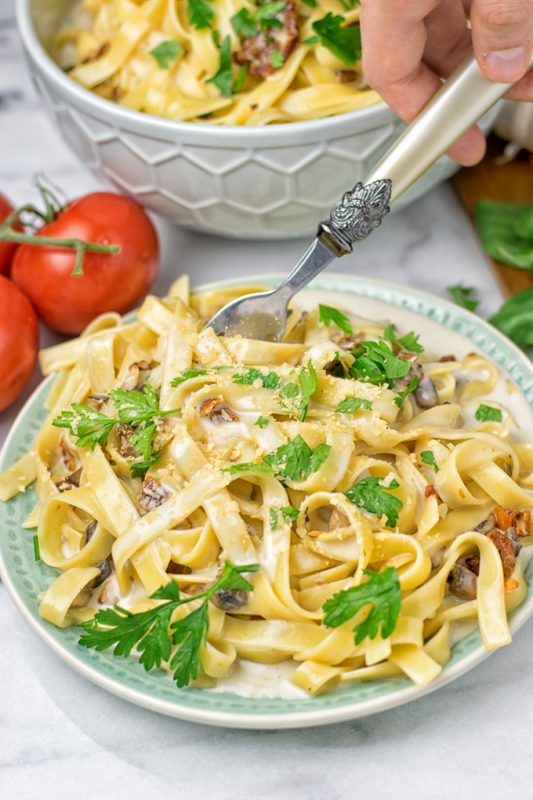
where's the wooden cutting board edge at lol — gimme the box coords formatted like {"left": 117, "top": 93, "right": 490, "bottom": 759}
{"left": 452, "top": 135, "right": 533, "bottom": 298}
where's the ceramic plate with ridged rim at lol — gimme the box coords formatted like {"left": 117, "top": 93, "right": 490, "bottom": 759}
{"left": 2, "top": 272, "right": 533, "bottom": 730}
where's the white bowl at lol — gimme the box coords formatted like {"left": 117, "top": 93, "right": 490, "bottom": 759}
{"left": 18, "top": 0, "right": 499, "bottom": 239}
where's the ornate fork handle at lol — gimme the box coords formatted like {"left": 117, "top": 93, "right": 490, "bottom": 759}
{"left": 317, "top": 179, "right": 393, "bottom": 257}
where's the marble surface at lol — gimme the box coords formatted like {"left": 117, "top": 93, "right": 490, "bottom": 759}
{"left": 2, "top": 2, "right": 533, "bottom": 798}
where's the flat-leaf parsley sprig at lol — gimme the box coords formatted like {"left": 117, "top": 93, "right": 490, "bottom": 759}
{"left": 344, "top": 475, "right": 403, "bottom": 528}
{"left": 78, "top": 561, "right": 259, "bottom": 688}
{"left": 225, "top": 435, "right": 331, "bottom": 482}
{"left": 323, "top": 567, "right": 401, "bottom": 644}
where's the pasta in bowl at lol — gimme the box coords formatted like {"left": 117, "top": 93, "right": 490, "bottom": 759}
{"left": 2, "top": 274, "right": 533, "bottom": 724}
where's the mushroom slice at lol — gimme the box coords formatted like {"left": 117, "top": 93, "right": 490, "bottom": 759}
{"left": 120, "top": 360, "right": 150, "bottom": 392}
{"left": 212, "top": 588, "right": 248, "bottom": 611}
{"left": 137, "top": 476, "right": 169, "bottom": 513}
{"left": 448, "top": 560, "right": 478, "bottom": 599}
{"left": 199, "top": 396, "right": 240, "bottom": 424}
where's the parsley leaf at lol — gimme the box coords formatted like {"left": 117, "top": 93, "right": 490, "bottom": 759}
{"left": 232, "top": 368, "right": 280, "bottom": 388}
{"left": 323, "top": 567, "right": 401, "bottom": 644}
{"left": 318, "top": 303, "right": 353, "bottom": 334}
{"left": 79, "top": 561, "right": 259, "bottom": 688}
{"left": 254, "top": 1, "right": 286, "bottom": 30}
{"left": 33, "top": 535, "right": 40, "bottom": 561}
{"left": 311, "top": 13, "right": 361, "bottom": 66}
{"left": 447, "top": 284, "right": 480, "bottom": 312}
{"left": 130, "top": 421, "right": 156, "bottom": 460}
{"left": 206, "top": 35, "right": 233, "bottom": 96}
{"left": 269, "top": 507, "right": 280, "bottom": 530}
{"left": 281, "top": 505, "right": 299, "bottom": 520}
{"left": 231, "top": 7, "right": 257, "bottom": 37}
{"left": 420, "top": 450, "right": 439, "bottom": 473}
{"left": 188, "top": 0, "right": 215, "bottom": 29}
{"left": 234, "top": 63, "right": 249, "bottom": 92}
{"left": 224, "top": 462, "right": 274, "bottom": 474}
{"left": 475, "top": 404, "right": 503, "bottom": 422}
{"left": 301, "top": 0, "right": 317, "bottom": 6}
{"left": 150, "top": 40, "right": 183, "bottom": 68}
{"left": 350, "top": 341, "right": 411, "bottom": 387}
{"left": 269, "top": 504, "right": 300, "bottom": 530}
{"left": 264, "top": 435, "right": 330, "bottom": 481}
{"left": 52, "top": 403, "right": 117, "bottom": 450}
{"left": 171, "top": 368, "right": 208, "bottom": 387}
{"left": 475, "top": 200, "right": 533, "bottom": 270}
{"left": 339, "top": 0, "right": 360, "bottom": 8}
{"left": 394, "top": 375, "right": 420, "bottom": 408}
{"left": 280, "top": 382, "right": 299, "bottom": 398}
{"left": 270, "top": 50, "right": 284, "bottom": 68}
{"left": 336, "top": 396, "right": 372, "bottom": 413}
{"left": 298, "top": 362, "right": 317, "bottom": 421}
{"left": 490, "top": 287, "right": 533, "bottom": 351}
{"left": 383, "top": 324, "right": 424, "bottom": 354}
{"left": 130, "top": 454, "right": 162, "bottom": 479}
{"left": 344, "top": 475, "right": 402, "bottom": 527}
{"left": 255, "top": 416, "right": 270, "bottom": 428}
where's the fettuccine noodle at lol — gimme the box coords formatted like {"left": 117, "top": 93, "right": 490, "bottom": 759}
{"left": 1, "top": 278, "right": 532, "bottom": 696}
{"left": 55, "top": 0, "right": 380, "bottom": 123}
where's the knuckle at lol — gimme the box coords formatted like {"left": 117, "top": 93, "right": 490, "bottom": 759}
{"left": 477, "top": 0, "right": 530, "bottom": 31}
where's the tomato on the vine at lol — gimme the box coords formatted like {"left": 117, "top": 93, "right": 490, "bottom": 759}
{"left": 0, "top": 194, "right": 19, "bottom": 276}
{"left": 11, "top": 192, "right": 159, "bottom": 335}
{"left": 0, "top": 276, "right": 39, "bottom": 412}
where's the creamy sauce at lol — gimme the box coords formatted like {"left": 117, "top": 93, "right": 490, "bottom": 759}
{"left": 210, "top": 658, "right": 307, "bottom": 699}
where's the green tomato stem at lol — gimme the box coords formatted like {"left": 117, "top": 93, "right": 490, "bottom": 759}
{"left": 0, "top": 220, "right": 121, "bottom": 277}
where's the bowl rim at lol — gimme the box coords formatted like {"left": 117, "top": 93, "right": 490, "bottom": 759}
{"left": 17, "top": 0, "right": 393, "bottom": 140}
{"left": 2, "top": 271, "right": 533, "bottom": 729}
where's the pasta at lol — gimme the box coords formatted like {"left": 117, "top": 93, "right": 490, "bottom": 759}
{"left": 55, "top": 0, "right": 380, "bottom": 124}
{"left": 2, "top": 278, "right": 532, "bottom": 698}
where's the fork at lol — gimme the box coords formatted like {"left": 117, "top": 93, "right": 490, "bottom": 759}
{"left": 205, "top": 51, "right": 533, "bottom": 342}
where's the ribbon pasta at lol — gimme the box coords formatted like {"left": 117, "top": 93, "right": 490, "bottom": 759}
{"left": 1, "top": 279, "right": 532, "bottom": 697}
{"left": 55, "top": 0, "right": 380, "bottom": 124}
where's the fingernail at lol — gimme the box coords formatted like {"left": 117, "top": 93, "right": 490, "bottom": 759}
{"left": 485, "top": 45, "right": 529, "bottom": 82}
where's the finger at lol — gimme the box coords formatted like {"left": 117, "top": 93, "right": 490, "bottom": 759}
{"left": 506, "top": 66, "right": 533, "bottom": 97}
{"left": 360, "top": 0, "right": 485, "bottom": 164}
{"left": 423, "top": 0, "right": 473, "bottom": 74}
{"left": 471, "top": 0, "right": 533, "bottom": 81}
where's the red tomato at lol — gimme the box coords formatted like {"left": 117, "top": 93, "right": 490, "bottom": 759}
{"left": 0, "top": 194, "right": 19, "bottom": 276}
{"left": 11, "top": 192, "right": 159, "bottom": 335}
{"left": 0, "top": 276, "right": 39, "bottom": 412}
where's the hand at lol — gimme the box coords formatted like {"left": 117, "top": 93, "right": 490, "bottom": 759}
{"left": 360, "top": 0, "right": 533, "bottom": 165}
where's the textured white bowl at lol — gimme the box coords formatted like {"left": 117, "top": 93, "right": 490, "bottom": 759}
{"left": 18, "top": 0, "right": 498, "bottom": 239}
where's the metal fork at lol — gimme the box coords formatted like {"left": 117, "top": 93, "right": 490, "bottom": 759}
{"left": 205, "top": 51, "right": 533, "bottom": 341}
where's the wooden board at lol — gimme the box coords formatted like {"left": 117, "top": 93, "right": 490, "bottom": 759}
{"left": 452, "top": 135, "right": 533, "bottom": 297}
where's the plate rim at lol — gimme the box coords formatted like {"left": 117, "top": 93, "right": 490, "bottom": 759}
{"left": 2, "top": 271, "right": 533, "bottom": 730}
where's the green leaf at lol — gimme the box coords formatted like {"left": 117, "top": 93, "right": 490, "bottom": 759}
{"left": 344, "top": 475, "right": 402, "bottom": 527}
{"left": 208, "top": 561, "right": 259, "bottom": 595}
{"left": 394, "top": 375, "right": 420, "bottom": 408}
{"left": 383, "top": 324, "right": 424, "bottom": 353}
{"left": 255, "top": 416, "right": 270, "bottom": 428}
{"left": 254, "top": 1, "right": 286, "bottom": 30}
{"left": 298, "top": 362, "right": 317, "bottom": 421}
{"left": 150, "top": 40, "right": 183, "bottom": 68}
{"left": 130, "top": 453, "right": 162, "bottom": 479}
{"left": 475, "top": 404, "right": 503, "bottom": 423}
{"left": 323, "top": 567, "right": 401, "bottom": 644}
{"left": 280, "top": 381, "right": 299, "bottom": 398}
{"left": 304, "top": 34, "right": 320, "bottom": 44}
{"left": 339, "top": 0, "right": 360, "bottom": 9}
{"left": 301, "top": 0, "right": 317, "bottom": 6}
{"left": 234, "top": 63, "right": 249, "bottom": 92}
{"left": 264, "top": 435, "right": 331, "bottom": 481}
{"left": 336, "top": 396, "right": 372, "bottom": 413}
{"left": 318, "top": 303, "right": 353, "bottom": 334}
{"left": 489, "top": 287, "right": 533, "bottom": 351}
{"left": 188, "top": 0, "right": 215, "bottom": 30}
{"left": 350, "top": 341, "right": 411, "bottom": 387}
{"left": 475, "top": 200, "right": 533, "bottom": 270}
{"left": 109, "top": 387, "right": 159, "bottom": 425}
{"left": 130, "top": 421, "right": 156, "bottom": 460}
{"left": 33, "top": 535, "right": 40, "bottom": 561}
{"left": 232, "top": 367, "right": 280, "bottom": 388}
{"left": 231, "top": 7, "right": 257, "bottom": 37}
{"left": 447, "top": 284, "right": 480, "bottom": 312}
{"left": 52, "top": 403, "right": 117, "bottom": 450}
{"left": 269, "top": 508, "right": 280, "bottom": 530}
{"left": 224, "top": 462, "right": 274, "bottom": 474}
{"left": 280, "top": 505, "right": 299, "bottom": 520}
{"left": 270, "top": 50, "right": 284, "bottom": 68}
{"left": 170, "top": 601, "right": 209, "bottom": 687}
{"left": 311, "top": 13, "right": 361, "bottom": 66}
{"left": 152, "top": 581, "right": 181, "bottom": 601}
{"left": 170, "top": 368, "right": 208, "bottom": 387}
{"left": 420, "top": 450, "right": 439, "bottom": 473}
{"left": 206, "top": 35, "right": 234, "bottom": 97}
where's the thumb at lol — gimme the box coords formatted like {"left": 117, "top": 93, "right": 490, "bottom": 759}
{"left": 471, "top": 0, "right": 533, "bottom": 81}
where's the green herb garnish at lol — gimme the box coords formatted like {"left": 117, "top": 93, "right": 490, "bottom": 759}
{"left": 447, "top": 284, "right": 480, "bottom": 312}
{"left": 349, "top": 341, "right": 411, "bottom": 387}
{"left": 475, "top": 404, "right": 503, "bottom": 423}
{"left": 264, "top": 435, "right": 330, "bottom": 481}
{"left": 52, "top": 404, "right": 117, "bottom": 449}
{"left": 232, "top": 368, "right": 280, "bottom": 388}
{"left": 394, "top": 375, "right": 420, "bottom": 408}
{"left": 170, "top": 368, "right": 209, "bottom": 387}
{"left": 150, "top": 40, "right": 183, "bottom": 68}
{"left": 383, "top": 324, "right": 424, "bottom": 354}
{"left": 233, "top": 63, "right": 249, "bottom": 92}
{"left": 323, "top": 567, "right": 401, "bottom": 644}
{"left": 206, "top": 35, "right": 233, "bottom": 97}
{"left": 78, "top": 561, "right": 259, "bottom": 688}
{"left": 318, "top": 303, "right": 353, "bottom": 334}
{"left": 298, "top": 362, "right": 317, "bottom": 421}
{"left": 420, "top": 450, "right": 439, "bottom": 473}
{"left": 188, "top": 0, "right": 215, "bottom": 29}
{"left": 344, "top": 475, "right": 402, "bottom": 527}
{"left": 231, "top": 7, "right": 257, "bottom": 37}
{"left": 280, "top": 382, "right": 299, "bottom": 398}
{"left": 270, "top": 50, "right": 284, "bottom": 68}
{"left": 490, "top": 287, "right": 533, "bottom": 351}
{"left": 309, "top": 13, "right": 361, "bottom": 66}
{"left": 33, "top": 535, "right": 40, "bottom": 561}
{"left": 336, "top": 396, "right": 372, "bottom": 413}
{"left": 255, "top": 416, "right": 270, "bottom": 428}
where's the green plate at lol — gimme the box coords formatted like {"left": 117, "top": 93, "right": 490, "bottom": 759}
{"left": 2, "top": 273, "right": 533, "bottom": 729}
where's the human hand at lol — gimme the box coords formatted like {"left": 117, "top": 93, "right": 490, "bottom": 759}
{"left": 360, "top": 0, "right": 533, "bottom": 165}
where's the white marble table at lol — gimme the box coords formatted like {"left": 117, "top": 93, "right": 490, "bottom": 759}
{"left": 3, "top": 3, "right": 533, "bottom": 798}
